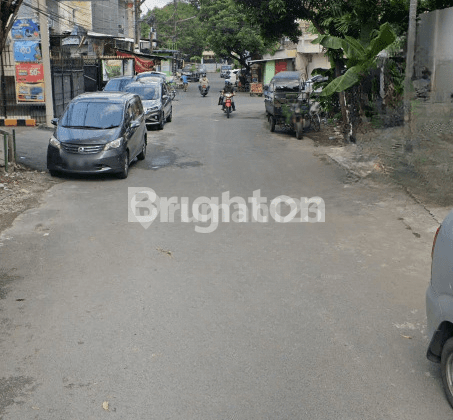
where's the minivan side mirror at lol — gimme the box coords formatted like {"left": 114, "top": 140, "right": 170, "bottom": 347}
{"left": 51, "top": 118, "right": 59, "bottom": 126}
{"left": 130, "top": 120, "right": 140, "bottom": 129}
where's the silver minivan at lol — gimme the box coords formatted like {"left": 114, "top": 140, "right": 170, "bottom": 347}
{"left": 426, "top": 208, "right": 453, "bottom": 407}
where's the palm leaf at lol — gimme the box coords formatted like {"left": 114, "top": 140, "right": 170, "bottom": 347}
{"left": 320, "top": 66, "right": 362, "bottom": 96}
{"left": 367, "top": 22, "right": 396, "bottom": 59}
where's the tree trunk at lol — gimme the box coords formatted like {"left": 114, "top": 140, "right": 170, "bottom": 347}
{"left": 335, "top": 59, "right": 349, "bottom": 143}
{"left": 0, "top": 0, "right": 24, "bottom": 56}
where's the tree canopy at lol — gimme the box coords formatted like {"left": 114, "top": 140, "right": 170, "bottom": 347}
{"left": 236, "top": 0, "right": 453, "bottom": 42}
{"left": 198, "top": 0, "right": 274, "bottom": 69}
{"left": 141, "top": 1, "right": 204, "bottom": 58}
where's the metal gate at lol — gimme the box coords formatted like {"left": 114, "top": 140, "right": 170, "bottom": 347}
{"left": 83, "top": 58, "right": 102, "bottom": 92}
{"left": 51, "top": 57, "right": 84, "bottom": 118}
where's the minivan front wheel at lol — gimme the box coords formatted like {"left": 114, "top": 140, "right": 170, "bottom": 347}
{"left": 117, "top": 151, "right": 129, "bottom": 179}
{"left": 137, "top": 136, "right": 146, "bottom": 161}
{"left": 441, "top": 337, "right": 453, "bottom": 408}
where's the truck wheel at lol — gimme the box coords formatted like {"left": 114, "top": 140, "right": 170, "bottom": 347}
{"left": 295, "top": 122, "right": 303, "bottom": 140}
{"left": 269, "top": 116, "right": 276, "bottom": 132}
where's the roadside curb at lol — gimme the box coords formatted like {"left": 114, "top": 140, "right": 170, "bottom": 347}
{"left": 0, "top": 119, "right": 36, "bottom": 127}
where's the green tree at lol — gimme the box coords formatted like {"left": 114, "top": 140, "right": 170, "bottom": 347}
{"left": 315, "top": 23, "right": 396, "bottom": 97}
{"left": 236, "top": 0, "right": 452, "bottom": 140}
{"left": 198, "top": 0, "right": 274, "bottom": 71}
{"left": 141, "top": 1, "right": 205, "bottom": 58}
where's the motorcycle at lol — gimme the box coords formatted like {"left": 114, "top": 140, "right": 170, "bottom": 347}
{"left": 200, "top": 84, "right": 209, "bottom": 97}
{"left": 222, "top": 92, "right": 235, "bottom": 118}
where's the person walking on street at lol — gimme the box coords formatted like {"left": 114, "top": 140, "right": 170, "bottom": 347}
{"left": 182, "top": 74, "right": 188, "bottom": 92}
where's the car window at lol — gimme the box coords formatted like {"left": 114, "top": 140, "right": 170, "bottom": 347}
{"left": 61, "top": 101, "right": 124, "bottom": 129}
{"left": 274, "top": 80, "right": 300, "bottom": 92}
{"left": 125, "top": 104, "right": 134, "bottom": 124}
{"left": 104, "top": 78, "right": 133, "bottom": 92}
{"left": 104, "top": 79, "right": 121, "bottom": 91}
{"left": 136, "top": 98, "right": 144, "bottom": 115}
{"left": 131, "top": 99, "right": 141, "bottom": 119}
{"left": 125, "top": 85, "right": 159, "bottom": 100}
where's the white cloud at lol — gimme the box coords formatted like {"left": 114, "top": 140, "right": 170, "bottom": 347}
{"left": 142, "top": 0, "right": 173, "bottom": 14}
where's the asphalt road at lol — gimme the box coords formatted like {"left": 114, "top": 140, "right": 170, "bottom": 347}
{"left": 0, "top": 77, "right": 451, "bottom": 419}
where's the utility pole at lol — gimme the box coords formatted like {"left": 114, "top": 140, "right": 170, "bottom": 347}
{"left": 404, "top": 0, "right": 418, "bottom": 152}
{"left": 38, "top": 0, "right": 54, "bottom": 127}
{"left": 173, "top": 0, "right": 177, "bottom": 50}
{"left": 135, "top": 0, "right": 140, "bottom": 50}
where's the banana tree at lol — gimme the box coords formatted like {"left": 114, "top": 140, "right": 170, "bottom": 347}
{"left": 313, "top": 22, "right": 396, "bottom": 141}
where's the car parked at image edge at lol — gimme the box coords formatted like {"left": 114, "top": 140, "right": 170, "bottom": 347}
{"left": 47, "top": 92, "right": 147, "bottom": 179}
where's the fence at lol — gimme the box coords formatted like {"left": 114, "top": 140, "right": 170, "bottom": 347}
{"left": 0, "top": 44, "right": 88, "bottom": 122}
{"left": 50, "top": 57, "right": 85, "bottom": 118}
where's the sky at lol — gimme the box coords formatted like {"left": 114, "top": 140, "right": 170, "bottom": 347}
{"left": 142, "top": 0, "right": 173, "bottom": 15}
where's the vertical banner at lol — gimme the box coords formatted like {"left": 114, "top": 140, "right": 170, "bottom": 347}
{"left": 11, "top": 18, "right": 46, "bottom": 103}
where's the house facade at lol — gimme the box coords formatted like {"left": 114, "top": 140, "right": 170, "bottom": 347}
{"left": 251, "top": 21, "right": 330, "bottom": 84}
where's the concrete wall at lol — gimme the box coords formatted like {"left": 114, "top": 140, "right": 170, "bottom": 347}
{"left": 58, "top": 1, "right": 93, "bottom": 33}
{"left": 92, "top": 0, "right": 120, "bottom": 36}
{"left": 296, "top": 53, "right": 330, "bottom": 80}
{"left": 416, "top": 7, "right": 453, "bottom": 102}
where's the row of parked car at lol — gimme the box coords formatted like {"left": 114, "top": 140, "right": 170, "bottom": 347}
{"left": 46, "top": 71, "right": 174, "bottom": 179}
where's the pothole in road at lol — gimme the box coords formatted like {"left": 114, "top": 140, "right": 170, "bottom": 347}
{"left": 145, "top": 145, "right": 202, "bottom": 170}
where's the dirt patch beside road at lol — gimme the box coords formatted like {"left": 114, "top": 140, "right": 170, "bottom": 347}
{"left": 313, "top": 122, "right": 453, "bottom": 210}
{"left": 0, "top": 166, "right": 60, "bottom": 234}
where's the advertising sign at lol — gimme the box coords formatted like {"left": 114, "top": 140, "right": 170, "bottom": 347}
{"left": 13, "top": 40, "right": 42, "bottom": 62}
{"left": 15, "top": 63, "right": 45, "bottom": 83}
{"left": 16, "top": 82, "right": 45, "bottom": 102}
{"left": 13, "top": 17, "right": 45, "bottom": 103}
{"left": 103, "top": 60, "right": 123, "bottom": 81}
{"left": 11, "top": 18, "right": 40, "bottom": 40}
{"left": 116, "top": 51, "right": 155, "bottom": 73}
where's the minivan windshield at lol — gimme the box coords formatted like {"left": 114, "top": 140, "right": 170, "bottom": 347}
{"left": 125, "top": 85, "right": 159, "bottom": 100}
{"left": 61, "top": 101, "right": 123, "bottom": 129}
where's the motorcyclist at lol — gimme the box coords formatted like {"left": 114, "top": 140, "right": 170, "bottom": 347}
{"left": 218, "top": 81, "right": 236, "bottom": 111}
{"left": 198, "top": 73, "right": 210, "bottom": 93}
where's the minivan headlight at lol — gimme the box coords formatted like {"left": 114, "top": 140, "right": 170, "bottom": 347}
{"left": 145, "top": 105, "right": 160, "bottom": 114}
{"left": 104, "top": 137, "right": 123, "bottom": 151}
{"left": 49, "top": 136, "right": 61, "bottom": 150}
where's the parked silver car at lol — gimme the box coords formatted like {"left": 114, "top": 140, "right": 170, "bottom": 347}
{"left": 125, "top": 81, "right": 172, "bottom": 130}
{"left": 426, "top": 208, "right": 453, "bottom": 407}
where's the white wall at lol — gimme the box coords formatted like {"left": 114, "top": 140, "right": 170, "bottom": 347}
{"left": 416, "top": 7, "right": 453, "bottom": 102}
